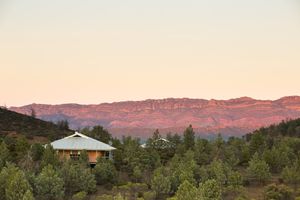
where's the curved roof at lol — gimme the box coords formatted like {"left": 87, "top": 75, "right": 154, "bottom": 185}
{"left": 50, "top": 132, "right": 116, "bottom": 151}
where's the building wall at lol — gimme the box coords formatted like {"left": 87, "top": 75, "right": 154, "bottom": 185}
{"left": 57, "top": 150, "right": 106, "bottom": 163}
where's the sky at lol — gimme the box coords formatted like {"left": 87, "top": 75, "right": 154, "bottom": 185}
{"left": 0, "top": 0, "right": 300, "bottom": 106}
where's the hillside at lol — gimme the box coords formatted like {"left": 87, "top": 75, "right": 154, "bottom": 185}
{"left": 0, "top": 107, "right": 73, "bottom": 140}
{"left": 10, "top": 96, "right": 300, "bottom": 138}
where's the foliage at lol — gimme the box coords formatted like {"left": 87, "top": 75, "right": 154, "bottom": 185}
{"left": 22, "top": 190, "right": 35, "bottom": 200}
{"left": 35, "top": 165, "right": 64, "bottom": 200}
{"left": 82, "top": 126, "right": 112, "bottom": 143}
{"left": 40, "top": 145, "right": 60, "bottom": 169}
{"left": 247, "top": 152, "right": 271, "bottom": 184}
{"left": 0, "top": 163, "right": 20, "bottom": 200}
{"left": 61, "top": 161, "right": 96, "bottom": 195}
{"left": 281, "top": 161, "right": 300, "bottom": 187}
{"left": 94, "top": 158, "right": 117, "bottom": 185}
{"left": 72, "top": 191, "right": 87, "bottom": 200}
{"left": 143, "top": 191, "right": 156, "bottom": 200}
{"left": 199, "top": 179, "right": 222, "bottom": 200}
{"left": 183, "top": 125, "right": 195, "bottom": 150}
{"left": 0, "top": 142, "right": 9, "bottom": 170}
{"left": 151, "top": 167, "right": 171, "bottom": 197}
{"left": 175, "top": 180, "right": 197, "bottom": 200}
{"left": 263, "top": 184, "right": 293, "bottom": 200}
{"left": 30, "top": 143, "right": 44, "bottom": 162}
{"left": 132, "top": 166, "right": 143, "bottom": 182}
{"left": 5, "top": 168, "right": 32, "bottom": 200}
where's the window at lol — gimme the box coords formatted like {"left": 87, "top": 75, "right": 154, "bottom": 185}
{"left": 70, "top": 151, "right": 80, "bottom": 160}
{"left": 105, "top": 151, "right": 110, "bottom": 159}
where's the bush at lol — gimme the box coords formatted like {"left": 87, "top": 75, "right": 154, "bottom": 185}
{"left": 263, "top": 184, "right": 293, "bottom": 200}
{"left": 61, "top": 162, "right": 96, "bottom": 195}
{"left": 72, "top": 191, "right": 87, "bottom": 200}
{"left": 93, "top": 158, "right": 117, "bottom": 185}
{"left": 143, "top": 191, "right": 156, "bottom": 200}
{"left": 35, "top": 165, "right": 64, "bottom": 200}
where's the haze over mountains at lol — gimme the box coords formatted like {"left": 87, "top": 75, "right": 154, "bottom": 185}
{"left": 10, "top": 96, "right": 300, "bottom": 138}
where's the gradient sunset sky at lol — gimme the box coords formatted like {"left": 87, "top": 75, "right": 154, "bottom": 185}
{"left": 1, "top": 0, "right": 300, "bottom": 106}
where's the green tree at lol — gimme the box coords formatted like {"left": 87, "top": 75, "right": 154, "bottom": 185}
{"left": 151, "top": 167, "right": 171, "bottom": 198}
{"left": 0, "top": 163, "right": 19, "bottom": 200}
{"left": 79, "top": 150, "right": 89, "bottom": 167}
{"left": 41, "top": 145, "right": 60, "bottom": 169}
{"left": 263, "top": 184, "right": 293, "bottom": 200}
{"left": 247, "top": 153, "right": 271, "bottom": 184}
{"left": 30, "top": 143, "right": 44, "bottom": 162}
{"left": 22, "top": 190, "right": 35, "bottom": 200}
{"left": 72, "top": 191, "right": 87, "bottom": 200}
{"left": 194, "top": 138, "right": 212, "bottom": 166}
{"left": 132, "top": 166, "right": 142, "bottom": 183}
{"left": 263, "top": 146, "right": 291, "bottom": 173}
{"left": 6, "top": 170, "right": 32, "bottom": 200}
{"left": 199, "top": 179, "right": 222, "bottom": 200}
{"left": 281, "top": 162, "right": 300, "bottom": 189}
{"left": 88, "top": 126, "right": 112, "bottom": 143}
{"left": 15, "top": 136, "right": 30, "bottom": 161}
{"left": 0, "top": 142, "right": 9, "bottom": 170}
{"left": 183, "top": 125, "right": 195, "bottom": 150}
{"left": 93, "top": 158, "right": 117, "bottom": 185}
{"left": 35, "top": 165, "right": 64, "bottom": 200}
{"left": 175, "top": 180, "right": 197, "bottom": 200}
{"left": 249, "top": 133, "right": 265, "bottom": 155}
{"left": 61, "top": 162, "right": 96, "bottom": 195}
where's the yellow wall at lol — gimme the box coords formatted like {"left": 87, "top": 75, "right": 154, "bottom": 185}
{"left": 57, "top": 150, "right": 105, "bottom": 163}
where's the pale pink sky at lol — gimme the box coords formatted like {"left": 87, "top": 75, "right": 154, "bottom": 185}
{"left": 1, "top": 0, "right": 300, "bottom": 106}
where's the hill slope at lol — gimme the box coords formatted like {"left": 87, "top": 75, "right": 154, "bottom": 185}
{"left": 10, "top": 96, "right": 300, "bottom": 138}
{"left": 0, "top": 108, "right": 73, "bottom": 140}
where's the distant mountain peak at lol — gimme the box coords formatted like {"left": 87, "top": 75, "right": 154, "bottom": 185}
{"left": 9, "top": 96, "right": 300, "bottom": 138}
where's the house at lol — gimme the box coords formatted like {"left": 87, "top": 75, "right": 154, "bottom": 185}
{"left": 141, "top": 137, "right": 174, "bottom": 149}
{"left": 50, "top": 132, "right": 116, "bottom": 164}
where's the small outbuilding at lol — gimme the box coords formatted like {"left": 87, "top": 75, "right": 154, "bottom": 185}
{"left": 50, "top": 132, "right": 116, "bottom": 164}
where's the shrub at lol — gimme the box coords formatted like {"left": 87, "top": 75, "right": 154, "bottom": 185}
{"left": 72, "top": 191, "right": 87, "bottom": 200}
{"left": 263, "top": 184, "right": 293, "bottom": 200}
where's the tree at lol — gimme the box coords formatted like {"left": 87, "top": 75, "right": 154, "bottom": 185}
{"left": 88, "top": 126, "right": 112, "bottom": 143}
{"left": 0, "top": 163, "right": 19, "bottom": 200}
{"left": 78, "top": 150, "right": 89, "bottom": 167}
{"left": 72, "top": 191, "right": 87, "bottom": 200}
{"left": 151, "top": 167, "right": 171, "bottom": 198}
{"left": 263, "top": 184, "right": 293, "bottom": 200}
{"left": 15, "top": 136, "right": 30, "bottom": 161}
{"left": 41, "top": 145, "right": 60, "bottom": 169}
{"left": 281, "top": 162, "right": 300, "bottom": 189}
{"left": 22, "top": 190, "right": 35, "bottom": 200}
{"left": 199, "top": 179, "right": 222, "bottom": 200}
{"left": 5, "top": 170, "right": 32, "bottom": 200}
{"left": 175, "top": 180, "right": 197, "bottom": 200}
{"left": 35, "top": 165, "right": 64, "bottom": 200}
{"left": 194, "top": 138, "right": 212, "bottom": 166}
{"left": 132, "top": 166, "right": 142, "bottom": 183}
{"left": 0, "top": 142, "right": 9, "bottom": 170}
{"left": 249, "top": 133, "right": 266, "bottom": 155}
{"left": 247, "top": 153, "right": 271, "bottom": 184}
{"left": 30, "top": 143, "right": 44, "bottom": 162}
{"left": 61, "top": 162, "right": 96, "bottom": 195}
{"left": 183, "top": 125, "right": 195, "bottom": 150}
{"left": 263, "top": 146, "right": 291, "bottom": 173}
{"left": 56, "top": 120, "right": 69, "bottom": 130}
{"left": 93, "top": 158, "right": 117, "bottom": 185}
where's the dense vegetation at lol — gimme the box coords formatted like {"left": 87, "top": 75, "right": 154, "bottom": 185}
{"left": 0, "top": 111, "right": 300, "bottom": 199}
{"left": 0, "top": 108, "right": 73, "bottom": 140}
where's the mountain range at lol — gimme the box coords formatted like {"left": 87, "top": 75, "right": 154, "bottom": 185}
{"left": 9, "top": 96, "right": 300, "bottom": 138}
